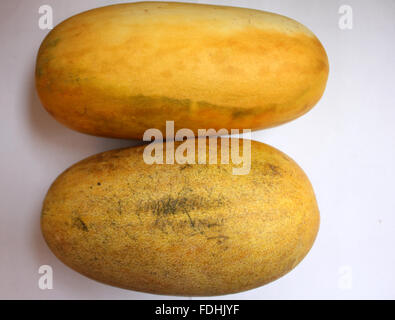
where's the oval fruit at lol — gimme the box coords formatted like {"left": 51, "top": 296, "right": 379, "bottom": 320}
{"left": 41, "top": 139, "right": 320, "bottom": 296}
{"left": 36, "top": 2, "right": 329, "bottom": 139}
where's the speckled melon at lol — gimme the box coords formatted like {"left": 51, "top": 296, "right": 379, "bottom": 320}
{"left": 41, "top": 139, "right": 319, "bottom": 295}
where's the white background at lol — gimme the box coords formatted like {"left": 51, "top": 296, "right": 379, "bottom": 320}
{"left": 1, "top": 0, "right": 394, "bottom": 299}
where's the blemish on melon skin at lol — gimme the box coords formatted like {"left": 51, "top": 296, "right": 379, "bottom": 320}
{"left": 231, "top": 108, "right": 255, "bottom": 119}
{"left": 153, "top": 216, "right": 226, "bottom": 237}
{"left": 136, "top": 194, "right": 228, "bottom": 232}
{"left": 35, "top": 66, "right": 43, "bottom": 78}
{"left": 207, "top": 235, "right": 229, "bottom": 241}
{"left": 127, "top": 95, "right": 192, "bottom": 113}
{"left": 116, "top": 199, "right": 124, "bottom": 216}
{"left": 267, "top": 164, "right": 281, "bottom": 176}
{"left": 35, "top": 55, "right": 51, "bottom": 78}
{"left": 73, "top": 216, "right": 89, "bottom": 232}
{"left": 196, "top": 100, "right": 262, "bottom": 120}
{"left": 255, "top": 162, "right": 283, "bottom": 177}
{"left": 44, "top": 37, "right": 60, "bottom": 49}
{"left": 139, "top": 195, "right": 226, "bottom": 217}
{"left": 41, "top": 207, "right": 50, "bottom": 217}
{"left": 179, "top": 164, "right": 192, "bottom": 171}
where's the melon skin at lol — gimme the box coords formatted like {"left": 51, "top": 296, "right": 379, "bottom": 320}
{"left": 35, "top": 2, "right": 329, "bottom": 139}
{"left": 41, "top": 139, "right": 320, "bottom": 296}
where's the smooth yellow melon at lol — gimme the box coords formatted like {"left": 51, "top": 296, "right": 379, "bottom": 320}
{"left": 36, "top": 2, "right": 329, "bottom": 139}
